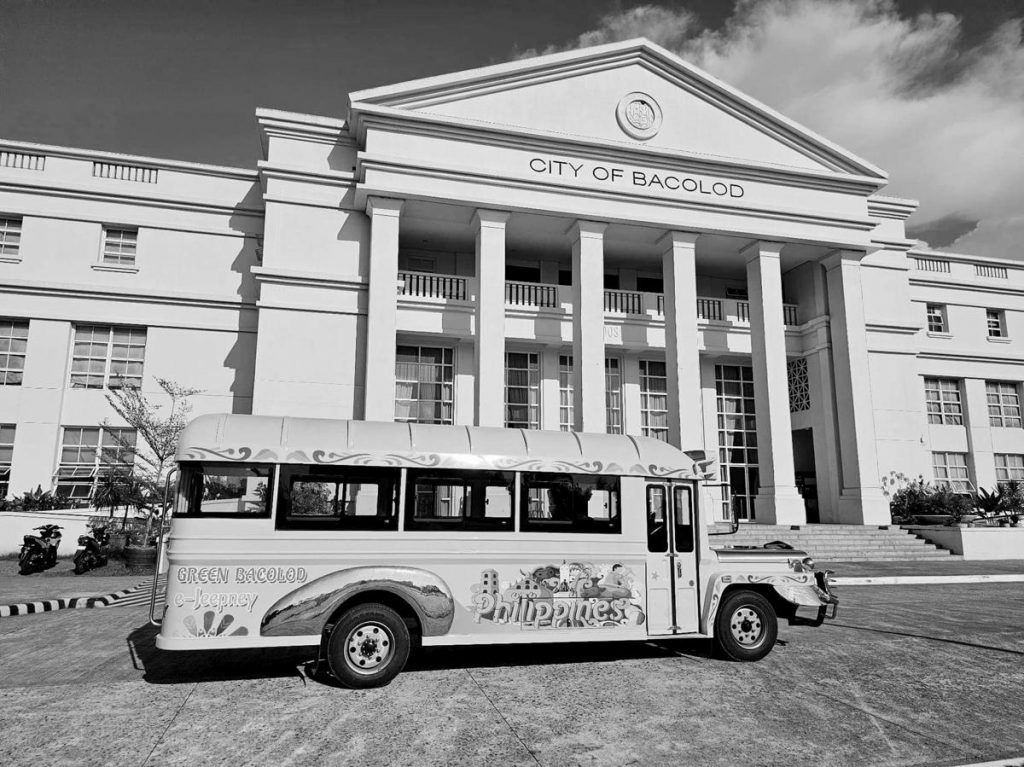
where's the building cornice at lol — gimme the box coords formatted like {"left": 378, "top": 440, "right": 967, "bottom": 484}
{"left": 867, "top": 195, "right": 919, "bottom": 220}
{"left": 0, "top": 138, "right": 257, "bottom": 180}
{"left": 0, "top": 180, "right": 264, "bottom": 220}
{"left": 0, "top": 278, "right": 257, "bottom": 312}
{"left": 917, "top": 350, "right": 1024, "bottom": 365}
{"left": 357, "top": 155, "right": 878, "bottom": 239}
{"left": 909, "top": 278, "right": 1024, "bottom": 297}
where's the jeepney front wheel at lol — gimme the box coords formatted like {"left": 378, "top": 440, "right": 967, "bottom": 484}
{"left": 327, "top": 603, "right": 411, "bottom": 689}
{"left": 714, "top": 590, "right": 778, "bottom": 662}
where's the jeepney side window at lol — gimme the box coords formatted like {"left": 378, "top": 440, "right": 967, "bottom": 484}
{"left": 181, "top": 463, "right": 273, "bottom": 517}
{"left": 674, "top": 485, "right": 694, "bottom": 553}
{"left": 404, "top": 469, "right": 514, "bottom": 531}
{"left": 277, "top": 465, "right": 398, "bottom": 531}
{"left": 646, "top": 485, "right": 668, "bottom": 553}
{"left": 520, "top": 473, "right": 621, "bottom": 534}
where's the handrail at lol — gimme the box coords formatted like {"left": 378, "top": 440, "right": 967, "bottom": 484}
{"left": 148, "top": 467, "right": 177, "bottom": 627}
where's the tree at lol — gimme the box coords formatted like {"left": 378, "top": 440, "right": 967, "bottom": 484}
{"left": 104, "top": 378, "right": 202, "bottom": 543}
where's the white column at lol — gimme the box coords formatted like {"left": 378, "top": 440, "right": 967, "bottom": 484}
{"left": 363, "top": 197, "right": 403, "bottom": 422}
{"left": 823, "top": 250, "right": 888, "bottom": 524}
{"left": 660, "top": 231, "right": 702, "bottom": 449}
{"left": 570, "top": 221, "right": 608, "bottom": 432}
{"left": 474, "top": 210, "right": 510, "bottom": 427}
{"left": 540, "top": 348, "right": 561, "bottom": 431}
{"left": 743, "top": 240, "right": 805, "bottom": 525}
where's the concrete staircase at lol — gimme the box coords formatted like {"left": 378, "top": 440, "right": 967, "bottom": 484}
{"left": 707, "top": 524, "right": 959, "bottom": 562}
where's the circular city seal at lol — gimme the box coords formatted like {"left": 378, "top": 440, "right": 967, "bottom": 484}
{"left": 616, "top": 92, "right": 662, "bottom": 140}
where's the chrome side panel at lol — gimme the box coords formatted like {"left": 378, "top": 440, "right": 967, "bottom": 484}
{"left": 702, "top": 571, "right": 825, "bottom": 632}
{"left": 260, "top": 566, "right": 455, "bottom": 638}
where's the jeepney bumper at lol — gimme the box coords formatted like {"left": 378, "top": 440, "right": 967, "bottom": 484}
{"left": 788, "top": 570, "right": 838, "bottom": 627}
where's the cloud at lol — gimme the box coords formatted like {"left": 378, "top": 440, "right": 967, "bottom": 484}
{"left": 519, "top": 1, "right": 1024, "bottom": 258}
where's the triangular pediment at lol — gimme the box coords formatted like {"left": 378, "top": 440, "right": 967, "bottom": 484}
{"left": 349, "top": 39, "right": 886, "bottom": 183}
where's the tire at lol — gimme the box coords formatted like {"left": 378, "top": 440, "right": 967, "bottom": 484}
{"left": 714, "top": 589, "right": 778, "bottom": 662}
{"left": 73, "top": 552, "right": 89, "bottom": 575}
{"left": 326, "top": 603, "right": 411, "bottom": 689}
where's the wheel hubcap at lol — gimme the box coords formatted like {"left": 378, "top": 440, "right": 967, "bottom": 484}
{"left": 729, "top": 607, "right": 763, "bottom": 647}
{"left": 343, "top": 622, "right": 393, "bottom": 675}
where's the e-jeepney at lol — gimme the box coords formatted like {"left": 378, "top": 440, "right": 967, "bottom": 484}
{"left": 152, "top": 415, "right": 837, "bottom": 688}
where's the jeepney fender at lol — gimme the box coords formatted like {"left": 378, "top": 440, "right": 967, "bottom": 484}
{"left": 260, "top": 566, "right": 455, "bottom": 638}
{"left": 701, "top": 571, "right": 831, "bottom": 633}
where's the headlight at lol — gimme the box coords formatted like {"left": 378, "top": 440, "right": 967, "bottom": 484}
{"left": 801, "top": 556, "right": 815, "bottom": 571}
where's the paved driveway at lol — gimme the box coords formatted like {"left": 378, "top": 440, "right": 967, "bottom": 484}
{"left": 0, "top": 583, "right": 1022, "bottom": 767}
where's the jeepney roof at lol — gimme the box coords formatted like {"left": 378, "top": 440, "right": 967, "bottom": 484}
{"left": 175, "top": 414, "right": 701, "bottom": 479}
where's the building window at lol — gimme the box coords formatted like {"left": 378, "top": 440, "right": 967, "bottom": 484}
{"left": 639, "top": 359, "right": 669, "bottom": 441}
{"left": 0, "top": 319, "right": 29, "bottom": 385}
{"left": 986, "top": 381, "right": 1022, "bottom": 428}
{"left": 0, "top": 424, "right": 14, "bottom": 498}
{"left": 924, "top": 377, "right": 963, "bottom": 425}
{"left": 0, "top": 216, "right": 22, "bottom": 258}
{"left": 70, "top": 325, "right": 146, "bottom": 389}
{"left": 605, "top": 357, "right": 623, "bottom": 434}
{"left": 102, "top": 227, "right": 138, "bottom": 266}
{"left": 986, "top": 310, "right": 1006, "bottom": 338}
{"left": 505, "top": 351, "right": 540, "bottom": 429}
{"left": 932, "top": 451, "right": 972, "bottom": 494}
{"left": 926, "top": 304, "right": 947, "bottom": 333}
{"left": 394, "top": 345, "right": 454, "bottom": 424}
{"left": 56, "top": 426, "right": 136, "bottom": 503}
{"left": 716, "top": 365, "right": 759, "bottom": 521}
{"left": 558, "top": 355, "right": 574, "bottom": 432}
{"left": 787, "top": 357, "right": 810, "bottom": 412}
{"left": 995, "top": 454, "right": 1024, "bottom": 482}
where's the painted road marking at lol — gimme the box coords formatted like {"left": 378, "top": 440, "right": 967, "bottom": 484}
{"left": 831, "top": 574, "right": 1024, "bottom": 586}
{"left": 0, "top": 576, "right": 166, "bottom": 617}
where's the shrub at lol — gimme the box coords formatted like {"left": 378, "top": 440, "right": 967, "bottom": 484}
{"left": 882, "top": 471, "right": 973, "bottom": 523}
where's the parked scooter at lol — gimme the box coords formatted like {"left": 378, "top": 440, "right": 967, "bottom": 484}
{"left": 73, "top": 525, "right": 110, "bottom": 575}
{"left": 18, "top": 525, "right": 63, "bottom": 575}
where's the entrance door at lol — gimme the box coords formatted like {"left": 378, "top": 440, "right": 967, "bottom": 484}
{"left": 645, "top": 481, "right": 700, "bottom": 635}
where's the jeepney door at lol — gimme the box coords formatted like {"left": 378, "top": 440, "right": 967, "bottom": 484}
{"left": 645, "top": 482, "right": 700, "bottom": 635}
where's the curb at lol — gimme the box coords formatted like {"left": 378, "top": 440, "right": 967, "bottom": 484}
{"left": 0, "top": 577, "right": 162, "bottom": 618}
{"left": 831, "top": 574, "right": 1024, "bottom": 586}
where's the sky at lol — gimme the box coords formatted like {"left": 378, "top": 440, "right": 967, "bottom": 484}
{"left": 1, "top": 0, "right": 1022, "bottom": 256}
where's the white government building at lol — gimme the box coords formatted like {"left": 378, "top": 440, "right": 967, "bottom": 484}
{"left": 0, "top": 39, "right": 1019, "bottom": 526}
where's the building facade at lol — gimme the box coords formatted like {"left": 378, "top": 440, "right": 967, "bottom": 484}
{"left": 1, "top": 39, "right": 1020, "bottom": 525}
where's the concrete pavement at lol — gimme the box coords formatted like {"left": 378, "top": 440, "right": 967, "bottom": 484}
{"left": 0, "top": 576, "right": 1022, "bottom": 766}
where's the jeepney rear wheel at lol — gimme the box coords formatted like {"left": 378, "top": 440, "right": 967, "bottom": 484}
{"left": 327, "top": 603, "right": 411, "bottom": 689}
{"left": 714, "top": 590, "right": 778, "bottom": 662}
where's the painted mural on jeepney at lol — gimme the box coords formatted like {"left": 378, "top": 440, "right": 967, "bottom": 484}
{"left": 176, "top": 445, "right": 699, "bottom": 480}
{"left": 165, "top": 563, "right": 310, "bottom": 639}
{"left": 705, "top": 571, "right": 830, "bottom": 626}
{"left": 470, "top": 562, "right": 646, "bottom": 629}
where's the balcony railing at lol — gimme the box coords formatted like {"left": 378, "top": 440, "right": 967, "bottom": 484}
{"left": 696, "top": 298, "right": 723, "bottom": 321}
{"left": 398, "top": 271, "right": 467, "bottom": 300}
{"left": 397, "top": 272, "right": 801, "bottom": 326}
{"left": 604, "top": 289, "right": 643, "bottom": 315}
{"left": 506, "top": 280, "right": 559, "bottom": 308}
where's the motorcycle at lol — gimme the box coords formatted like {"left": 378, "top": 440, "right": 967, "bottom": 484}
{"left": 73, "top": 525, "right": 110, "bottom": 575}
{"left": 18, "top": 524, "right": 64, "bottom": 575}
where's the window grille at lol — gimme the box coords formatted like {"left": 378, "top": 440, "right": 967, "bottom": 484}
{"left": 605, "top": 358, "right": 623, "bottom": 434}
{"left": 986, "top": 310, "right": 1005, "bottom": 338}
{"left": 932, "top": 452, "right": 973, "bottom": 494}
{"left": 986, "top": 382, "right": 1022, "bottom": 428}
{"left": 0, "top": 151, "right": 44, "bottom": 171}
{"left": 914, "top": 257, "right": 951, "bottom": 273}
{"left": 715, "top": 364, "right": 758, "bottom": 521}
{"left": 0, "top": 320, "right": 28, "bottom": 385}
{"left": 924, "top": 378, "right": 963, "bottom": 425}
{"left": 639, "top": 359, "right": 669, "bottom": 442}
{"left": 102, "top": 227, "right": 138, "bottom": 266}
{"left": 394, "top": 345, "right": 454, "bottom": 424}
{"left": 0, "top": 423, "right": 14, "bottom": 498}
{"left": 995, "top": 454, "right": 1024, "bottom": 482}
{"left": 505, "top": 352, "right": 540, "bottom": 429}
{"left": 975, "top": 264, "right": 1008, "bottom": 279}
{"left": 787, "top": 357, "right": 810, "bottom": 412}
{"left": 56, "top": 426, "right": 136, "bottom": 504}
{"left": 0, "top": 217, "right": 22, "bottom": 258}
{"left": 558, "top": 355, "right": 574, "bottom": 432}
{"left": 926, "top": 304, "right": 947, "bottom": 333}
{"left": 70, "top": 325, "right": 146, "bottom": 389}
